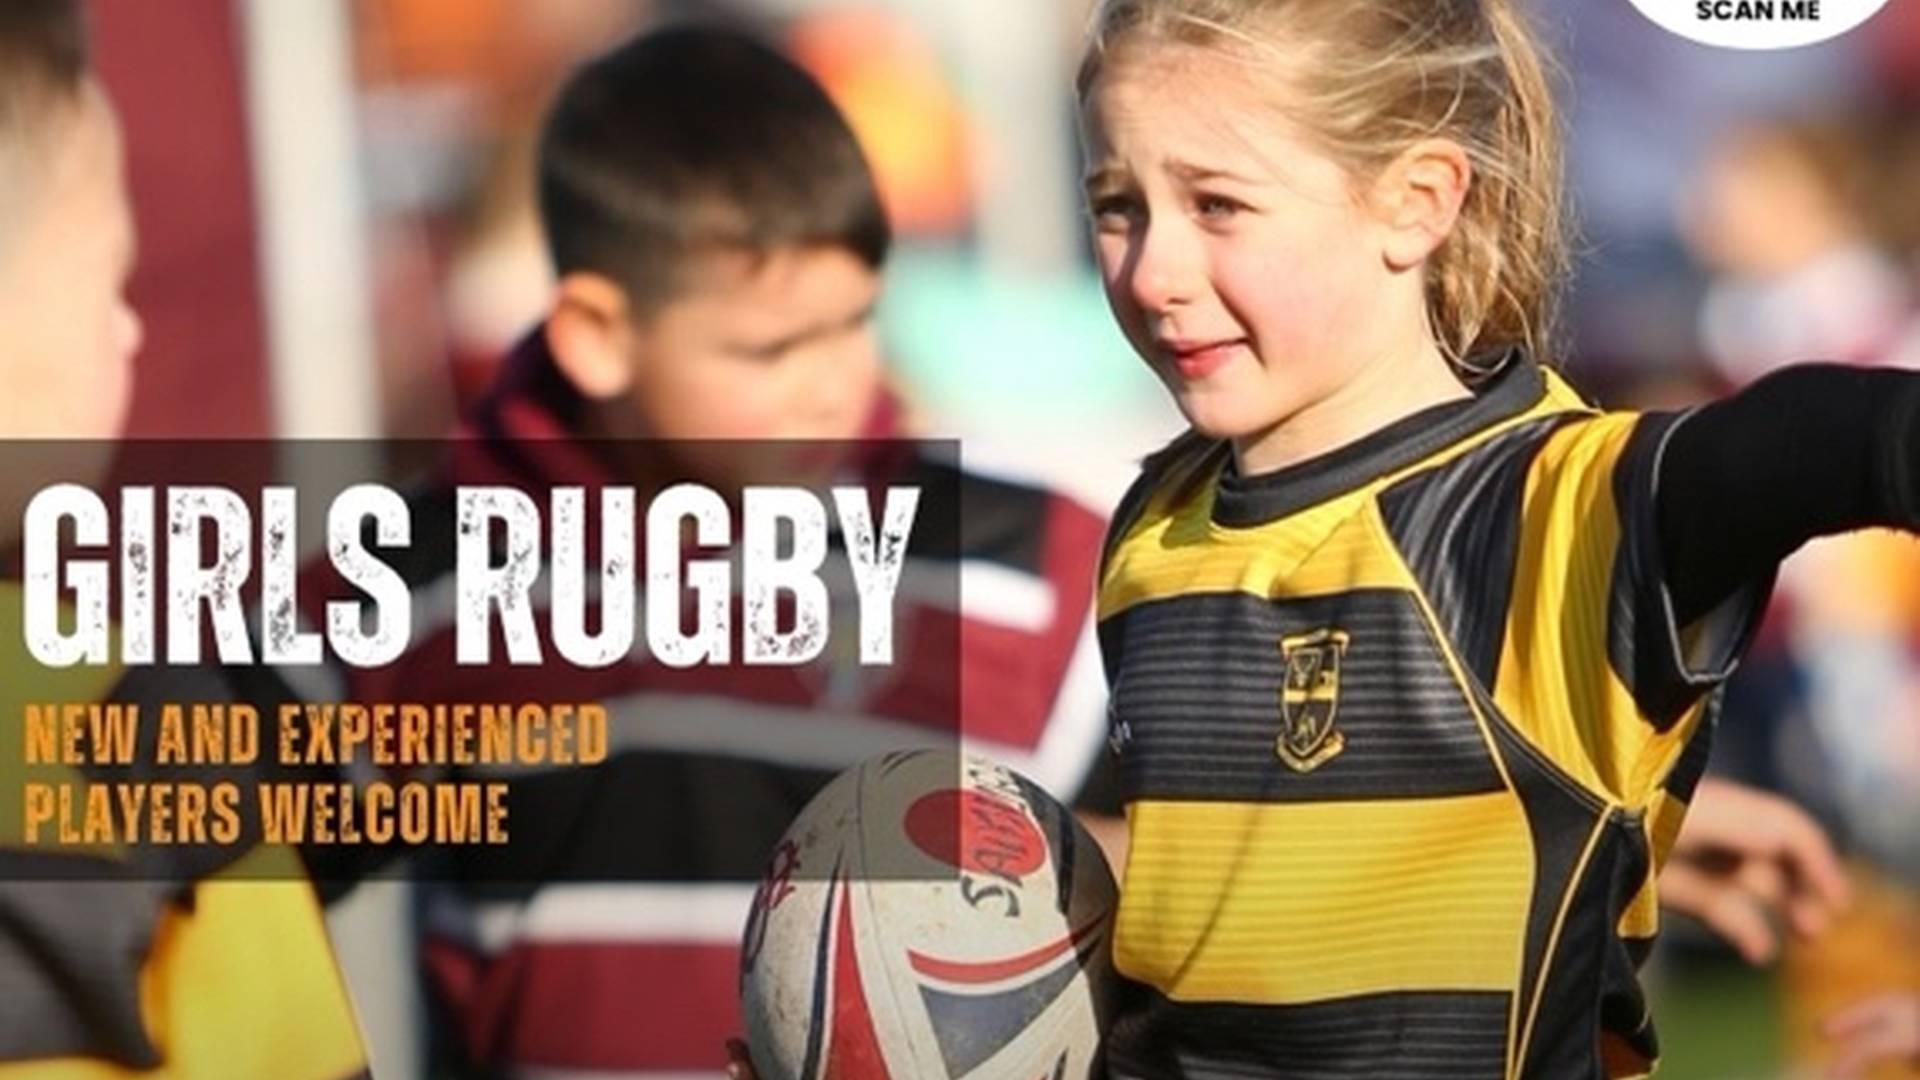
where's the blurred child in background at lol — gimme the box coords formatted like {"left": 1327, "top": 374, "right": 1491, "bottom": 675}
{"left": 0, "top": 2, "right": 367, "bottom": 1077}
{"left": 302, "top": 23, "right": 1113, "bottom": 1079}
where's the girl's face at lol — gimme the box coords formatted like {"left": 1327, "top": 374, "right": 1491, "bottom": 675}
{"left": 1079, "top": 43, "right": 1409, "bottom": 451}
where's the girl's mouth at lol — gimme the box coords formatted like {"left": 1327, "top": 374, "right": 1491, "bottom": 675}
{"left": 1162, "top": 338, "right": 1246, "bottom": 380}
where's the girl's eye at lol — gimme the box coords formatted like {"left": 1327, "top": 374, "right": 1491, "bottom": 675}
{"left": 729, "top": 340, "right": 791, "bottom": 363}
{"left": 1196, "top": 194, "right": 1243, "bottom": 219}
{"left": 1088, "top": 194, "right": 1140, "bottom": 229}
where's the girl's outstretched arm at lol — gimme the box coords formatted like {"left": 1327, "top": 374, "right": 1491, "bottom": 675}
{"left": 1656, "top": 363, "right": 1920, "bottom": 626}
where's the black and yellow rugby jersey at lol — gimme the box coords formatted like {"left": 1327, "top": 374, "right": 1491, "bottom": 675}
{"left": 0, "top": 586, "right": 369, "bottom": 1080}
{"left": 1096, "top": 355, "right": 1766, "bottom": 1080}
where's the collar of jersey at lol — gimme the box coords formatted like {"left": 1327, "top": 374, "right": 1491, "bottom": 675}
{"left": 1211, "top": 348, "right": 1545, "bottom": 527}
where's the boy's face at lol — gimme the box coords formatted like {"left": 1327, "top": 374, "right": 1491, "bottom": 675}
{"left": 619, "top": 244, "right": 882, "bottom": 445}
{"left": 0, "top": 80, "right": 141, "bottom": 441}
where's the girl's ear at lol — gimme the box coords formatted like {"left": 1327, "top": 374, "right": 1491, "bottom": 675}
{"left": 546, "top": 271, "right": 638, "bottom": 400}
{"left": 1369, "top": 138, "right": 1473, "bottom": 272}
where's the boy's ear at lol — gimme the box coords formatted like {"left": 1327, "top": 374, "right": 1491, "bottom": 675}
{"left": 1369, "top": 138, "right": 1473, "bottom": 272}
{"left": 546, "top": 271, "right": 637, "bottom": 400}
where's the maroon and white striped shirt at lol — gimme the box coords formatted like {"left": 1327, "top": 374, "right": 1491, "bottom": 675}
{"left": 294, "top": 329, "right": 1109, "bottom": 1079}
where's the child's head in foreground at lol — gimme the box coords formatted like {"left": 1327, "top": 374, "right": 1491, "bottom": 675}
{"left": 1075, "top": 0, "right": 1567, "bottom": 467}
{"left": 0, "top": 0, "right": 141, "bottom": 442}
{"left": 535, "top": 24, "right": 891, "bottom": 446}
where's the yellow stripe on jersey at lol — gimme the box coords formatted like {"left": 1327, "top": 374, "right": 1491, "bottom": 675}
{"left": 1114, "top": 793, "right": 1533, "bottom": 1003}
{"left": 133, "top": 851, "right": 366, "bottom": 1080}
{"left": 1493, "top": 414, "right": 1706, "bottom": 807}
{"left": 1645, "top": 785, "right": 1691, "bottom": 870}
{"left": 1100, "top": 486, "right": 1402, "bottom": 618}
{"left": 1102, "top": 369, "right": 1593, "bottom": 622}
{"left": 1616, "top": 786, "right": 1694, "bottom": 942}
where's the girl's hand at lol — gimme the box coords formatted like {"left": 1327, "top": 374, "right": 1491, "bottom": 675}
{"left": 1824, "top": 993, "right": 1920, "bottom": 1077}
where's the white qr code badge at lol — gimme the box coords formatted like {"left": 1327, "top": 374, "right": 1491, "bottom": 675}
{"left": 1626, "top": 0, "right": 1891, "bottom": 49}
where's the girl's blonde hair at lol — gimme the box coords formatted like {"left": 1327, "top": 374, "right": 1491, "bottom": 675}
{"left": 1079, "top": 0, "right": 1567, "bottom": 377}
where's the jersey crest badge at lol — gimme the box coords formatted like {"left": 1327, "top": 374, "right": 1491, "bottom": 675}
{"left": 1277, "top": 628, "right": 1349, "bottom": 772}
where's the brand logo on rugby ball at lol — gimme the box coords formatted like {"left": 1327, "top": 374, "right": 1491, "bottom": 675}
{"left": 903, "top": 789, "right": 1046, "bottom": 881}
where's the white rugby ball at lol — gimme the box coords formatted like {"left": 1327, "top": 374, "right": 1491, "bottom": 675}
{"left": 738, "top": 749, "right": 1116, "bottom": 1080}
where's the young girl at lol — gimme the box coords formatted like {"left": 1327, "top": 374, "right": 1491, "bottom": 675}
{"left": 1078, "top": 0, "right": 1920, "bottom": 1076}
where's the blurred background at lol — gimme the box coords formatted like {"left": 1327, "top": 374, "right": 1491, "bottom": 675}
{"left": 84, "top": 1, "right": 1920, "bottom": 1077}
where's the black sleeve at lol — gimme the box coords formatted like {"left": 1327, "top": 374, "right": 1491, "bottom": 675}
{"left": 1658, "top": 363, "right": 1920, "bottom": 628}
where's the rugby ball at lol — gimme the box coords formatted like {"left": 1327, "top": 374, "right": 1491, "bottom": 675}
{"left": 738, "top": 749, "right": 1116, "bottom": 1080}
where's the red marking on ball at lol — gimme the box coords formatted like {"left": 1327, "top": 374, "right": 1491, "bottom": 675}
{"left": 904, "top": 789, "right": 1046, "bottom": 880}
{"left": 825, "top": 877, "right": 888, "bottom": 1077}
{"left": 907, "top": 916, "right": 1106, "bottom": 985}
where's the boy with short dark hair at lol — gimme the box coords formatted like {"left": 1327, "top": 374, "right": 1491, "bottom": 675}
{"left": 526, "top": 25, "right": 895, "bottom": 455}
{"left": 538, "top": 23, "right": 889, "bottom": 321}
{"left": 316, "top": 23, "right": 1110, "bottom": 1078}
